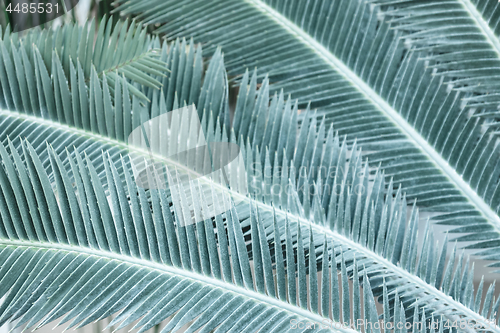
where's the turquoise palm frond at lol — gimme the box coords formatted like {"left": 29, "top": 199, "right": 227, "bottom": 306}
{"left": 0, "top": 59, "right": 499, "bottom": 329}
{"left": 369, "top": 0, "right": 500, "bottom": 133}
{"left": 1, "top": 4, "right": 500, "bottom": 332}
{"left": 0, "top": 122, "right": 498, "bottom": 331}
{"left": 0, "top": 15, "right": 168, "bottom": 108}
{"left": 113, "top": 0, "right": 500, "bottom": 269}
{"left": 0, "top": 139, "right": 378, "bottom": 333}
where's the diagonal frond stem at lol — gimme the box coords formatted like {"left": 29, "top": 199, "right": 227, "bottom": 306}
{"left": 247, "top": 0, "right": 500, "bottom": 233}
{"left": 88, "top": 50, "right": 165, "bottom": 85}
{"left": 0, "top": 241, "right": 357, "bottom": 333}
{"left": 459, "top": 0, "right": 500, "bottom": 57}
{"left": 1, "top": 108, "right": 495, "bottom": 330}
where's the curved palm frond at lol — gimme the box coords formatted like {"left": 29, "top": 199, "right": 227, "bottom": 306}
{"left": 1, "top": 116, "right": 499, "bottom": 331}
{"left": 113, "top": 0, "right": 500, "bottom": 267}
{"left": 369, "top": 0, "right": 500, "bottom": 133}
{"left": 0, "top": 8, "right": 499, "bottom": 331}
{"left": 1, "top": 71, "right": 499, "bottom": 329}
{"left": 0, "top": 28, "right": 205, "bottom": 141}
{"left": 0, "top": 15, "right": 168, "bottom": 108}
{"left": 0, "top": 140, "right": 381, "bottom": 333}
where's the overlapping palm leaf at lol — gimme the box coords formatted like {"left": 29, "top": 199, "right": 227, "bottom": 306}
{"left": 0, "top": 47, "right": 498, "bottom": 332}
{"left": 370, "top": 0, "right": 500, "bottom": 133}
{"left": 113, "top": 0, "right": 500, "bottom": 269}
{"left": 0, "top": 138, "right": 388, "bottom": 333}
{"left": 0, "top": 15, "right": 168, "bottom": 111}
{"left": 1, "top": 4, "right": 500, "bottom": 332}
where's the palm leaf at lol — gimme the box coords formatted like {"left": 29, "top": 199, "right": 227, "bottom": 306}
{"left": 1, "top": 12, "right": 499, "bottom": 330}
{"left": 1, "top": 119, "right": 499, "bottom": 331}
{"left": 113, "top": 0, "right": 500, "bottom": 267}
{"left": 0, "top": 15, "right": 168, "bottom": 106}
{"left": 1, "top": 66, "right": 499, "bottom": 329}
{"left": 0, "top": 140, "right": 380, "bottom": 333}
{"left": 0, "top": 31, "right": 203, "bottom": 141}
{"left": 370, "top": 0, "right": 500, "bottom": 133}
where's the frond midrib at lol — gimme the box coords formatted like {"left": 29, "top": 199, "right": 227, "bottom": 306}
{"left": 459, "top": 0, "right": 500, "bottom": 58}
{"left": 1, "top": 109, "right": 494, "bottom": 329}
{"left": 1, "top": 109, "right": 204, "bottom": 181}
{"left": 91, "top": 49, "right": 163, "bottom": 83}
{"left": 256, "top": 199, "right": 492, "bottom": 332}
{"left": 321, "top": 226, "right": 490, "bottom": 332}
{"left": 246, "top": 0, "right": 500, "bottom": 232}
{"left": 0, "top": 239, "right": 354, "bottom": 333}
